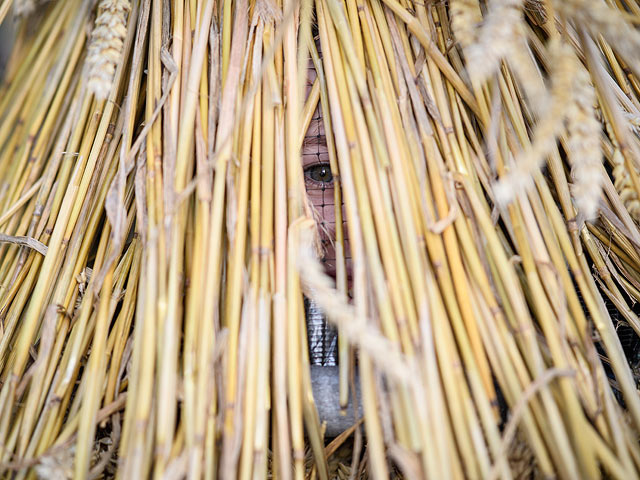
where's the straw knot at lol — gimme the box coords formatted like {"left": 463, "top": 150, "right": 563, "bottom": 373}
{"left": 85, "top": 0, "right": 131, "bottom": 100}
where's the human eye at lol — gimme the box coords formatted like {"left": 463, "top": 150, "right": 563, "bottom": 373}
{"left": 304, "top": 163, "right": 333, "bottom": 185}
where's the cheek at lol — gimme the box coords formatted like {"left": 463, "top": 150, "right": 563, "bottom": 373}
{"left": 306, "top": 188, "right": 326, "bottom": 216}
{"left": 308, "top": 186, "right": 336, "bottom": 227}
{"left": 319, "top": 202, "right": 336, "bottom": 226}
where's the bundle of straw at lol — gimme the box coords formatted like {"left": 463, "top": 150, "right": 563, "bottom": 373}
{"left": 2, "top": 0, "right": 640, "bottom": 478}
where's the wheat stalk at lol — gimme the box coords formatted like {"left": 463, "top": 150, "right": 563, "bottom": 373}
{"left": 566, "top": 59, "right": 602, "bottom": 219}
{"left": 13, "top": 0, "right": 50, "bottom": 17}
{"left": 556, "top": 0, "right": 640, "bottom": 77}
{"left": 612, "top": 149, "right": 640, "bottom": 220}
{"left": 493, "top": 39, "right": 576, "bottom": 205}
{"left": 85, "top": 0, "right": 131, "bottom": 100}
{"left": 464, "top": 0, "right": 524, "bottom": 83}
{"left": 450, "top": 0, "right": 482, "bottom": 49}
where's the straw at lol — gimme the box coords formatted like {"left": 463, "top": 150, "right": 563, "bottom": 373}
{"left": 1, "top": 0, "right": 640, "bottom": 478}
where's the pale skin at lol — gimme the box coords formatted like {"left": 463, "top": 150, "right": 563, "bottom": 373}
{"left": 302, "top": 62, "right": 350, "bottom": 282}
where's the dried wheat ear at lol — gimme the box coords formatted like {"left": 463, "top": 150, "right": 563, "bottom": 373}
{"left": 86, "top": 0, "right": 131, "bottom": 100}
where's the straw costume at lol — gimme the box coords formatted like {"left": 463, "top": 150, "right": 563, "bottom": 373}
{"left": 1, "top": 0, "right": 640, "bottom": 478}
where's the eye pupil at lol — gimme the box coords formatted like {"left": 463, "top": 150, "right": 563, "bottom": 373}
{"left": 306, "top": 164, "right": 333, "bottom": 184}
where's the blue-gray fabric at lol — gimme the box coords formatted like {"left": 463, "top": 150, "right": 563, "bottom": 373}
{"left": 305, "top": 297, "right": 338, "bottom": 366}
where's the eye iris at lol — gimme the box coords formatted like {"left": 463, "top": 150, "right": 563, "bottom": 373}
{"left": 308, "top": 165, "right": 333, "bottom": 183}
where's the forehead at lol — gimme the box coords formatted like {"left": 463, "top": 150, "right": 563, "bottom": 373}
{"left": 305, "top": 28, "right": 322, "bottom": 85}
{"left": 302, "top": 55, "right": 328, "bottom": 167}
{"left": 302, "top": 117, "right": 329, "bottom": 166}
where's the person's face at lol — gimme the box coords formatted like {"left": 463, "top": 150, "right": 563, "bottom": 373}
{"left": 303, "top": 63, "right": 348, "bottom": 282}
